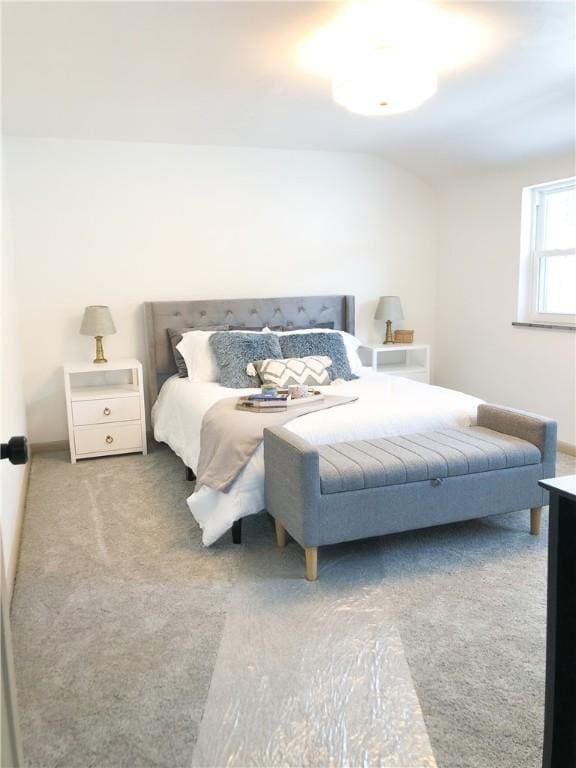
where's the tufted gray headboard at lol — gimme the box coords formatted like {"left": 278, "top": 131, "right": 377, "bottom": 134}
{"left": 143, "top": 295, "right": 355, "bottom": 411}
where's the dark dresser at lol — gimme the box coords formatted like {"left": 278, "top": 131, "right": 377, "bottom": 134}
{"left": 539, "top": 475, "right": 576, "bottom": 768}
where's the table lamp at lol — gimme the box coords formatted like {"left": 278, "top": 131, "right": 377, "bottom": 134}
{"left": 80, "top": 305, "right": 116, "bottom": 363}
{"left": 374, "top": 296, "right": 404, "bottom": 344}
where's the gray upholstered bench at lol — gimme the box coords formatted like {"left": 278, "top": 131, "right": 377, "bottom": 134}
{"left": 264, "top": 404, "right": 557, "bottom": 580}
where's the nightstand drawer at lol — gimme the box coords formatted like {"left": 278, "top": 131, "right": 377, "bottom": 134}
{"left": 74, "top": 423, "right": 143, "bottom": 455}
{"left": 72, "top": 396, "right": 141, "bottom": 426}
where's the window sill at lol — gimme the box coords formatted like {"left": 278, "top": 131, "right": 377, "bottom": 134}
{"left": 512, "top": 321, "right": 576, "bottom": 331}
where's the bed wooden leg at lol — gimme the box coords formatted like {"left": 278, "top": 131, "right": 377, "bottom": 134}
{"left": 185, "top": 466, "right": 196, "bottom": 482}
{"left": 530, "top": 506, "right": 542, "bottom": 536}
{"left": 232, "top": 519, "right": 242, "bottom": 544}
{"left": 305, "top": 547, "right": 318, "bottom": 582}
{"left": 275, "top": 520, "right": 286, "bottom": 548}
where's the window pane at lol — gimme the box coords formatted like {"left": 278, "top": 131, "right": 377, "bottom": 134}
{"left": 540, "top": 253, "right": 576, "bottom": 314}
{"left": 542, "top": 187, "right": 576, "bottom": 250}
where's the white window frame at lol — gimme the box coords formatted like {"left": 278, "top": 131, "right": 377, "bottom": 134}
{"left": 517, "top": 176, "right": 576, "bottom": 326}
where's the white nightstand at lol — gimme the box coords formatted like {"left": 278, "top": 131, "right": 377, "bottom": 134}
{"left": 63, "top": 359, "right": 147, "bottom": 463}
{"left": 358, "top": 344, "right": 431, "bottom": 384}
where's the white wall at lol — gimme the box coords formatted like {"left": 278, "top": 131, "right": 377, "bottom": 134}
{"left": 3, "top": 137, "right": 438, "bottom": 443}
{"left": 1, "top": 172, "right": 29, "bottom": 591}
{"left": 436, "top": 152, "right": 576, "bottom": 444}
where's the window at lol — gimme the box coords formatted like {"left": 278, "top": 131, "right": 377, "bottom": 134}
{"left": 518, "top": 177, "right": 576, "bottom": 326}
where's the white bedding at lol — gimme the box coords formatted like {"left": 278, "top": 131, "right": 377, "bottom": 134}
{"left": 152, "top": 369, "right": 483, "bottom": 545}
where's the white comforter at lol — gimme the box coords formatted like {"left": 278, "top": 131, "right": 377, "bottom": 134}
{"left": 152, "top": 369, "right": 483, "bottom": 545}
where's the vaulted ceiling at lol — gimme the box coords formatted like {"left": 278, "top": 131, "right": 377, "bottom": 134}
{"left": 2, "top": 1, "right": 574, "bottom": 178}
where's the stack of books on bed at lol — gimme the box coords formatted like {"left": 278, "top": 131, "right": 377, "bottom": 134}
{"left": 237, "top": 390, "right": 325, "bottom": 412}
{"left": 236, "top": 393, "right": 290, "bottom": 412}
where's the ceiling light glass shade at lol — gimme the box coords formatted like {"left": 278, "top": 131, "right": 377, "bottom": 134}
{"left": 332, "top": 47, "right": 438, "bottom": 116}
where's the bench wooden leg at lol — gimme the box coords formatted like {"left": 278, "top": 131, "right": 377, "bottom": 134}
{"left": 305, "top": 547, "right": 318, "bottom": 582}
{"left": 530, "top": 507, "right": 542, "bottom": 536}
{"left": 275, "top": 520, "right": 286, "bottom": 548}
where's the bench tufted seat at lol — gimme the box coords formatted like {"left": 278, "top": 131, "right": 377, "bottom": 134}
{"left": 264, "top": 404, "right": 557, "bottom": 580}
{"left": 317, "top": 428, "right": 542, "bottom": 494}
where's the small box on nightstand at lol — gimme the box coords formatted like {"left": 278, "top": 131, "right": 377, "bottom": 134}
{"left": 63, "top": 358, "right": 147, "bottom": 464}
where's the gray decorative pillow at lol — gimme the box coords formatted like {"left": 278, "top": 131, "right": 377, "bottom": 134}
{"left": 167, "top": 326, "right": 228, "bottom": 377}
{"left": 278, "top": 332, "right": 358, "bottom": 381}
{"left": 279, "top": 322, "right": 335, "bottom": 331}
{"left": 248, "top": 356, "right": 332, "bottom": 387}
{"left": 209, "top": 332, "right": 283, "bottom": 388}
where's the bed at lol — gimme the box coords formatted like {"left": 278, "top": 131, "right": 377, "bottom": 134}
{"left": 145, "top": 296, "right": 483, "bottom": 546}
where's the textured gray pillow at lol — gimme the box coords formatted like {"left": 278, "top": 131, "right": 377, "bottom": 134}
{"left": 278, "top": 332, "right": 358, "bottom": 381}
{"left": 167, "top": 326, "right": 228, "bottom": 377}
{"left": 209, "top": 332, "right": 283, "bottom": 388}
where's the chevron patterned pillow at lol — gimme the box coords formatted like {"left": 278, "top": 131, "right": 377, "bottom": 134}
{"left": 248, "top": 356, "right": 332, "bottom": 387}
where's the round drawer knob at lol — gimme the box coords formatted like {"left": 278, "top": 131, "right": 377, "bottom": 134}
{"left": 103, "top": 407, "right": 111, "bottom": 416}
{"left": 105, "top": 435, "right": 114, "bottom": 444}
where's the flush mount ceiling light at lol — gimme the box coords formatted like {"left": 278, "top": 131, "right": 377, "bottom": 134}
{"left": 298, "top": 0, "right": 493, "bottom": 116}
{"left": 332, "top": 46, "right": 438, "bottom": 116}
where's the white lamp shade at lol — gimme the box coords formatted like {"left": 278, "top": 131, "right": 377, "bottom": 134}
{"left": 79, "top": 305, "right": 116, "bottom": 336}
{"left": 374, "top": 296, "right": 404, "bottom": 321}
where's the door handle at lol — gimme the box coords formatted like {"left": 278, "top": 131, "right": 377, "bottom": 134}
{"left": 1, "top": 436, "right": 29, "bottom": 465}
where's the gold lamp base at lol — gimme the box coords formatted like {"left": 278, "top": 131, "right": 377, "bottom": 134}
{"left": 93, "top": 335, "right": 108, "bottom": 364}
{"left": 383, "top": 320, "right": 394, "bottom": 344}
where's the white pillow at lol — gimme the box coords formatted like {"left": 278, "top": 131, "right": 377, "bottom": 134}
{"left": 272, "top": 328, "right": 364, "bottom": 376}
{"left": 176, "top": 330, "right": 221, "bottom": 382}
{"left": 337, "top": 331, "right": 363, "bottom": 375}
{"left": 176, "top": 328, "right": 272, "bottom": 382}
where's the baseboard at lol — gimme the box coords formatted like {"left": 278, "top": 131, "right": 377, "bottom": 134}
{"left": 27, "top": 437, "right": 576, "bottom": 462}
{"left": 30, "top": 439, "right": 69, "bottom": 453}
{"left": 7, "top": 459, "right": 31, "bottom": 604}
{"left": 32, "top": 437, "right": 160, "bottom": 455}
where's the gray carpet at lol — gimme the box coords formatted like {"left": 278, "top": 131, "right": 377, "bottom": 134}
{"left": 10, "top": 446, "right": 576, "bottom": 768}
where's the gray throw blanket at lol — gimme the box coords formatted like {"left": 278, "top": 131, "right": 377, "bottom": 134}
{"left": 196, "top": 395, "right": 358, "bottom": 492}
